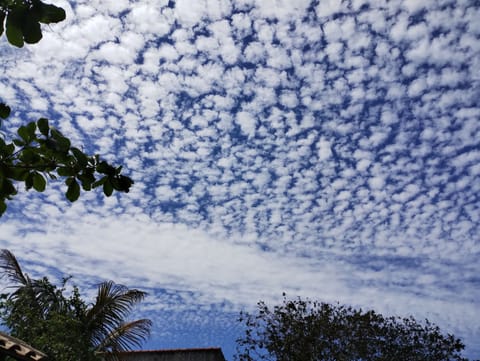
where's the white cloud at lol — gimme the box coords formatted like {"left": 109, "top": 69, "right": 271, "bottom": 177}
{"left": 369, "top": 176, "right": 385, "bottom": 190}
{"left": 1, "top": 0, "right": 479, "bottom": 357}
{"left": 325, "top": 42, "right": 344, "bottom": 62}
{"left": 128, "top": 3, "right": 171, "bottom": 35}
{"left": 243, "top": 41, "right": 266, "bottom": 62}
{"left": 402, "top": 0, "right": 432, "bottom": 14}
{"left": 175, "top": 0, "right": 231, "bottom": 25}
{"left": 408, "top": 77, "right": 427, "bottom": 97}
{"left": 236, "top": 111, "right": 257, "bottom": 137}
{"left": 316, "top": 0, "right": 345, "bottom": 18}
{"left": 253, "top": 0, "right": 312, "bottom": 20}
{"left": 317, "top": 137, "right": 333, "bottom": 161}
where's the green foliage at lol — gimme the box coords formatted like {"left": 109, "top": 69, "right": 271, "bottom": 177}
{"left": 0, "top": 1, "right": 134, "bottom": 216}
{"left": 0, "top": 0, "right": 65, "bottom": 47}
{"left": 0, "top": 116, "right": 134, "bottom": 215}
{"left": 0, "top": 250, "right": 152, "bottom": 361}
{"left": 236, "top": 294, "right": 471, "bottom": 361}
{"left": 0, "top": 104, "right": 10, "bottom": 119}
{"left": 0, "top": 279, "right": 96, "bottom": 361}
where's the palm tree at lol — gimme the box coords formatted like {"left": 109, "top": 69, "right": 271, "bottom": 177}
{"left": 0, "top": 249, "right": 152, "bottom": 361}
{"left": 84, "top": 280, "right": 152, "bottom": 358}
{"left": 0, "top": 250, "right": 69, "bottom": 317}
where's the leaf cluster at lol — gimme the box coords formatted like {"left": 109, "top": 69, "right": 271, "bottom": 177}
{"left": 0, "top": 279, "right": 96, "bottom": 361}
{"left": 0, "top": 250, "right": 152, "bottom": 361}
{"left": 0, "top": 0, "right": 65, "bottom": 47}
{"left": 0, "top": 0, "right": 135, "bottom": 216}
{"left": 0, "top": 114, "right": 133, "bottom": 216}
{"left": 236, "top": 294, "right": 472, "bottom": 361}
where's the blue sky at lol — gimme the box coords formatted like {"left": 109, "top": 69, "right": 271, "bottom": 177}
{"left": 0, "top": 0, "right": 479, "bottom": 359}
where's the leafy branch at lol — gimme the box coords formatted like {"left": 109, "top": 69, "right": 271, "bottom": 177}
{"left": 0, "top": 0, "right": 66, "bottom": 47}
{"left": 0, "top": 111, "right": 133, "bottom": 216}
{"left": 0, "top": 1, "right": 135, "bottom": 217}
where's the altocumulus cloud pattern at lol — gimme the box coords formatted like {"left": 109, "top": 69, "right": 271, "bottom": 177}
{"left": 0, "top": 0, "right": 479, "bottom": 359}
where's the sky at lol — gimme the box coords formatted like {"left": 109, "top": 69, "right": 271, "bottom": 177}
{"left": 0, "top": 0, "right": 479, "bottom": 359}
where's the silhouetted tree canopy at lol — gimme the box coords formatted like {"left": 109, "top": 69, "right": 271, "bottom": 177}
{"left": 236, "top": 294, "right": 472, "bottom": 361}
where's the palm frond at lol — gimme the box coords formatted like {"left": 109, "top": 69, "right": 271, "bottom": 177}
{"left": 85, "top": 281, "right": 149, "bottom": 348}
{"left": 0, "top": 249, "right": 29, "bottom": 286}
{"left": 31, "top": 278, "right": 69, "bottom": 315}
{"left": 96, "top": 318, "right": 152, "bottom": 353}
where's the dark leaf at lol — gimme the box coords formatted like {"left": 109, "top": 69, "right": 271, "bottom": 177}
{"left": 1, "top": 179, "right": 17, "bottom": 197}
{"left": 51, "top": 129, "right": 71, "bottom": 152}
{"left": 5, "top": 143, "right": 15, "bottom": 156}
{"left": 57, "top": 167, "right": 76, "bottom": 177}
{"left": 5, "top": 10, "right": 25, "bottom": 47}
{"left": 22, "top": 148, "right": 42, "bottom": 164}
{"left": 103, "top": 179, "right": 113, "bottom": 197}
{"left": 77, "top": 172, "right": 95, "bottom": 191}
{"left": 38, "top": 3, "right": 66, "bottom": 24}
{"left": 45, "top": 138, "right": 59, "bottom": 151}
{"left": 19, "top": 148, "right": 41, "bottom": 163}
{"left": 32, "top": 172, "right": 46, "bottom": 192}
{"left": 0, "top": 200, "right": 6, "bottom": 216}
{"left": 17, "top": 125, "right": 30, "bottom": 142}
{"left": 13, "top": 138, "right": 25, "bottom": 147}
{"left": 96, "top": 161, "right": 114, "bottom": 175}
{"left": 0, "top": 103, "right": 10, "bottom": 119}
{"left": 37, "top": 118, "right": 49, "bottom": 136}
{"left": 50, "top": 128, "right": 64, "bottom": 140}
{"left": 29, "top": 0, "right": 43, "bottom": 21}
{"left": 91, "top": 177, "right": 107, "bottom": 188}
{"left": 111, "top": 175, "right": 133, "bottom": 192}
{"left": 26, "top": 121, "right": 37, "bottom": 137}
{"left": 66, "top": 178, "right": 80, "bottom": 202}
{"left": 9, "top": 168, "right": 29, "bottom": 181}
{"left": 25, "top": 172, "right": 34, "bottom": 190}
{"left": 0, "top": 11, "right": 5, "bottom": 38}
{"left": 71, "top": 147, "right": 88, "bottom": 168}
{"left": 21, "top": 13, "right": 42, "bottom": 44}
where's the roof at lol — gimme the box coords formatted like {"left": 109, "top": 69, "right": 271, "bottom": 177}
{"left": 107, "top": 347, "right": 227, "bottom": 361}
{"left": 0, "top": 332, "right": 47, "bottom": 361}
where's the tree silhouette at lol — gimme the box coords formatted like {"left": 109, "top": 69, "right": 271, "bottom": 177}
{"left": 236, "top": 294, "right": 471, "bottom": 361}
